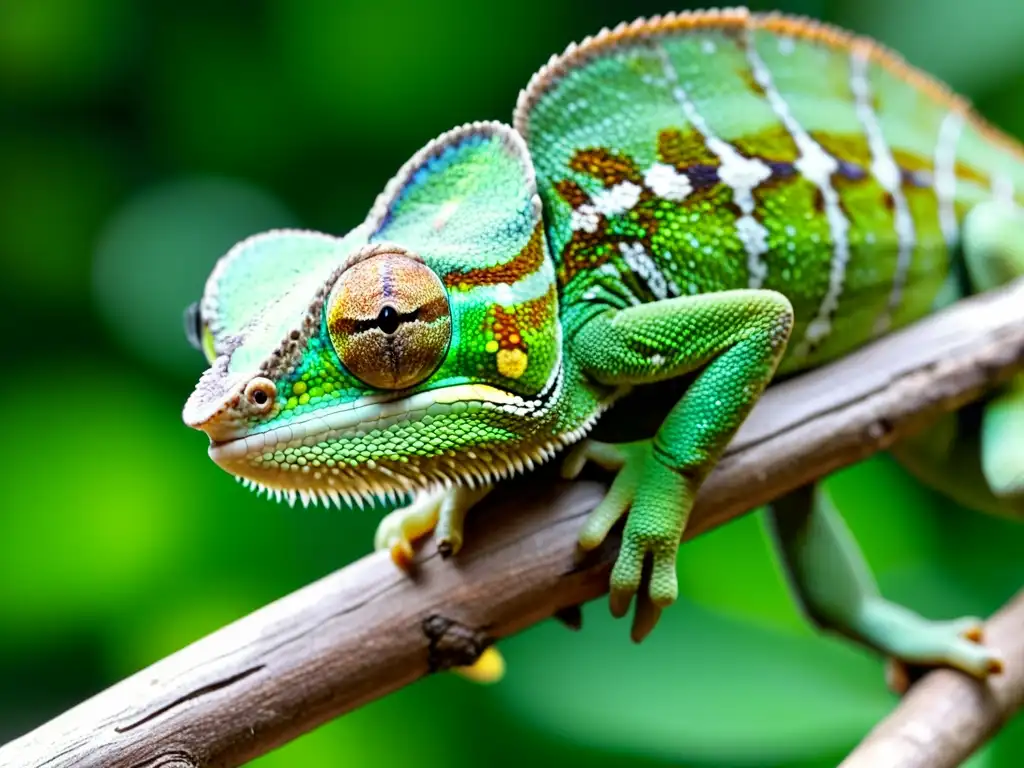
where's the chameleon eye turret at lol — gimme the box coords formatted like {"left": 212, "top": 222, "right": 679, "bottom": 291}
{"left": 326, "top": 250, "right": 452, "bottom": 390}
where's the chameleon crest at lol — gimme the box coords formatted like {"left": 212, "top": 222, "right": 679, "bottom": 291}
{"left": 186, "top": 8, "right": 1024, "bottom": 678}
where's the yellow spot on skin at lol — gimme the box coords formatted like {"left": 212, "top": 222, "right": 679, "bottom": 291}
{"left": 497, "top": 348, "right": 528, "bottom": 379}
{"left": 485, "top": 340, "right": 499, "bottom": 353}
{"left": 292, "top": 381, "right": 307, "bottom": 395}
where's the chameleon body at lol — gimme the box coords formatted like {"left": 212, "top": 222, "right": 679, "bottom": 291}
{"left": 185, "top": 9, "right": 1024, "bottom": 678}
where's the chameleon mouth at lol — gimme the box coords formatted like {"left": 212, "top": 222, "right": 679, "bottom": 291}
{"left": 206, "top": 381, "right": 595, "bottom": 507}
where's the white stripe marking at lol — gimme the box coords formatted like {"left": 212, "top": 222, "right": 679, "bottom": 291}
{"left": 746, "top": 36, "right": 849, "bottom": 355}
{"left": 657, "top": 46, "right": 772, "bottom": 289}
{"left": 619, "top": 242, "right": 668, "bottom": 299}
{"left": 850, "top": 48, "right": 916, "bottom": 336}
{"left": 935, "top": 111, "right": 965, "bottom": 249}
{"left": 569, "top": 181, "right": 642, "bottom": 232}
{"left": 644, "top": 162, "right": 693, "bottom": 201}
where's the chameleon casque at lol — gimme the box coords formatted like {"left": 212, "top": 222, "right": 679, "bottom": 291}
{"left": 184, "top": 9, "right": 1024, "bottom": 680}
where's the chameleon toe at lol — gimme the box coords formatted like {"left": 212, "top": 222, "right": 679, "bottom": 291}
{"left": 630, "top": 593, "right": 663, "bottom": 644}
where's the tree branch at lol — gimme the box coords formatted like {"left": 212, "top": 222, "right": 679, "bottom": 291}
{"left": 2, "top": 279, "right": 1023, "bottom": 768}
{"left": 841, "top": 590, "right": 1024, "bottom": 768}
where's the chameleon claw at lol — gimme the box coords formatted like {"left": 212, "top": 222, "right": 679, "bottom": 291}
{"left": 884, "top": 658, "right": 912, "bottom": 695}
{"left": 389, "top": 538, "right": 416, "bottom": 571}
{"left": 608, "top": 587, "right": 634, "bottom": 620}
{"left": 961, "top": 624, "right": 984, "bottom": 643}
{"left": 630, "top": 592, "right": 662, "bottom": 644}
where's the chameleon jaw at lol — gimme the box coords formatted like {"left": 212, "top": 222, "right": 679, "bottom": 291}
{"left": 203, "top": 382, "right": 601, "bottom": 509}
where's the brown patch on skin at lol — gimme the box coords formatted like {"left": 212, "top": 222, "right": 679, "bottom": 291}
{"left": 443, "top": 224, "right": 546, "bottom": 289}
{"left": 658, "top": 128, "right": 721, "bottom": 168}
{"left": 558, "top": 180, "right": 697, "bottom": 287}
{"left": 558, "top": 224, "right": 614, "bottom": 285}
{"left": 732, "top": 125, "right": 800, "bottom": 163}
{"left": 555, "top": 179, "right": 589, "bottom": 208}
{"left": 812, "top": 188, "right": 826, "bottom": 213}
{"left": 810, "top": 131, "right": 873, "bottom": 168}
{"left": 569, "top": 148, "right": 641, "bottom": 186}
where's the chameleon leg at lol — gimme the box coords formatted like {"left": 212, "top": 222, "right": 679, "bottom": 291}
{"left": 570, "top": 290, "right": 793, "bottom": 639}
{"left": 376, "top": 485, "right": 504, "bottom": 684}
{"left": 767, "top": 484, "right": 1003, "bottom": 682}
{"left": 374, "top": 485, "right": 493, "bottom": 567}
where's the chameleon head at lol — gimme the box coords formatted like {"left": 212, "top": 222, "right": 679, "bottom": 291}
{"left": 183, "top": 122, "right": 594, "bottom": 506}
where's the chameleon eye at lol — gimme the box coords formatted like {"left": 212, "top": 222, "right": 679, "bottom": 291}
{"left": 326, "top": 251, "right": 452, "bottom": 390}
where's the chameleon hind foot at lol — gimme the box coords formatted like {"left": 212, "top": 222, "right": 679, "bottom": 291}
{"left": 563, "top": 438, "right": 685, "bottom": 641}
{"left": 858, "top": 606, "right": 1003, "bottom": 684}
{"left": 883, "top": 618, "right": 1003, "bottom": 694}
{"left": 374, "top": 485, "right": 492, "bottom": 568}
{"left": 768, "top": 484, "right": 1004, "bottom": 685}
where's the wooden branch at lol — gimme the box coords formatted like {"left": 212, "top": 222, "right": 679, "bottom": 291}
{"left": 841, "top": 590, "right": 1024, "bottom": 768}
{"left": 2, "top": 279, "right": 1023, "bottom": 768}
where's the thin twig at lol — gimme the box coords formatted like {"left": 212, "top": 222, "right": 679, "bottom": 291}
{"left": 841, "top": 590, "right": 1024, "bottom": 768}
{"left": 1, "top": 280, "right": 1023, "bottom": 768}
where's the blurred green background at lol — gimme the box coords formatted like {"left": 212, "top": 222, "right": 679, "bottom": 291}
{"left": 2, "top": 0, "right": 1023, "bottom": 765}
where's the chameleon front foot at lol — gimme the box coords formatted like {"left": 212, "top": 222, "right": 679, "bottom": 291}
{"left": 374, "top": 489, "right": 444, "bottom": 569}
{"left": 563, "top": 438, "right": 687, "bottom": 641}
{"left": 374, "top": 485, "right": 493, "bottom": 569}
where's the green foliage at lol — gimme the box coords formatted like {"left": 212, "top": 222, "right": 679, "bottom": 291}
{"left": 0, "top": 1, "right": 1022, "bottom": 765}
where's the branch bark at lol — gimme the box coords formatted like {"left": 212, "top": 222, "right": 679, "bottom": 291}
{"left": 2, "top": 279, "right": 1024, "bottom": 768}
{"left": 841, "top": 590, "right": 1024, "bottom": 768}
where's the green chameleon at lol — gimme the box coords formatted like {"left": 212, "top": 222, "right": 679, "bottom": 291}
{"left": 184, "top": 9, "right": 1023, "bottom": 682}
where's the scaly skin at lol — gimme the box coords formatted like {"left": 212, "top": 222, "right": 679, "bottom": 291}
{"left": 184, "top": 9, "right": 1024, "bottom": 681}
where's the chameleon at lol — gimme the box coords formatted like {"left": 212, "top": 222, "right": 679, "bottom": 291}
{"left": 183, "top": 8, "right": 1024, "bottom": 682}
